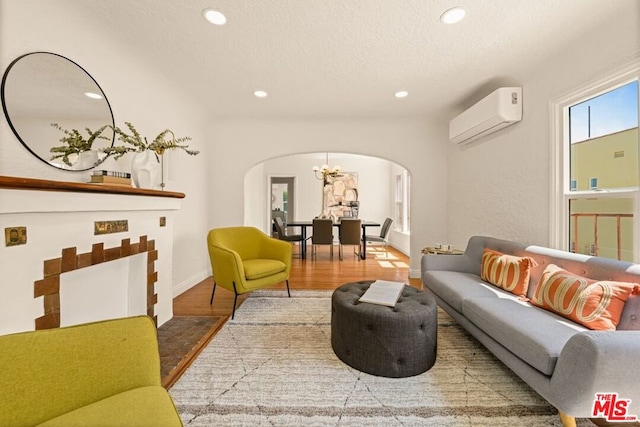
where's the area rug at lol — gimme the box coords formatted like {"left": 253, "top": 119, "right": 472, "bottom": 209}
{"left": 169, "top": 291, "right": 595, "bottom": 426}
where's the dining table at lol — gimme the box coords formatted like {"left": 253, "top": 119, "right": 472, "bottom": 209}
{"left": 285, "top": 220, "right": 381, "bottom": 260}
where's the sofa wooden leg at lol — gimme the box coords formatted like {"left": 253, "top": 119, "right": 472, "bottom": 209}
{"left": 559, "top": 411, "right": 576, "bottom": 427}
{"left": 285, "top": 279, "right": 291, "bottom": 297}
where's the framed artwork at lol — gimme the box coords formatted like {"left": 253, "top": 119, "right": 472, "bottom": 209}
{"left": 323, "top": 172, "right": 358, "bottom": 218}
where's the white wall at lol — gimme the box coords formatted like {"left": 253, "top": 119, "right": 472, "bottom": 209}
{"left": 447, "top": 5, "right": 640, "bottom": 251}
{"left": 0, "top": 1, "right": 212, "bottom": 300}
{"left": 209, "top": 118, "right": 449, "bottom": 276}
{"left": 244, "top": 162, "right": 265, "bottom": 229}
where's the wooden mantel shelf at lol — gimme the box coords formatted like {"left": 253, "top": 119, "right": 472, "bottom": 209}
{"left": 0, "top": 175, "right": 185, "bottom": 198}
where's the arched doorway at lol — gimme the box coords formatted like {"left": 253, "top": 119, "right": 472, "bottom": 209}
{"left": 244, "top": 152, "right": 411, "bottom": 257}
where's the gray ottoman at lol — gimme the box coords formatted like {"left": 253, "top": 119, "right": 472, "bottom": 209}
{"left": 331, "top": 281, "right": 437, "bottom": 378}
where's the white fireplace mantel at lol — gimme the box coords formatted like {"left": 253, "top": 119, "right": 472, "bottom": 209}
{"left": 0, "top": 176, "right": 184, "bottom": 336}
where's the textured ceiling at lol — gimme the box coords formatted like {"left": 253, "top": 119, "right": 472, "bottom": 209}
{"left": 68, "top": 0, "right": 632, "bottom": 120}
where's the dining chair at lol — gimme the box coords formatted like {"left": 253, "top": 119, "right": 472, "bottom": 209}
{"left": 273, "top": 216, "right": 305, "bottom": 257}
{"left": 311, "top": 218, "right": 334, "bottom": 260}
{"left": 339, "top": 218, "right": 361, "bottom": 261}
{"left": 363, "top": 217, "right": 393, "bottom": 256}
{"left": 271, "top": 210, "right": 286, "bottom": 237}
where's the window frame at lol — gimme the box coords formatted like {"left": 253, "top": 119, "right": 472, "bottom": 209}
{"left": 394, "top": 170, "right": 410, "bottom": 233}
{"left": 550, "top": 60, "right": 640, "bottom": 262}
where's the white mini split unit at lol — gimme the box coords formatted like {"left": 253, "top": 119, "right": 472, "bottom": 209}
{"left": 449, "top": 87, "right": 522, "bottom": 145}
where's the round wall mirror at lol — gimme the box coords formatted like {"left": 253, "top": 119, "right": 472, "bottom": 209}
{"left": 1, "top": 52, "right": 114, "bottom": 171}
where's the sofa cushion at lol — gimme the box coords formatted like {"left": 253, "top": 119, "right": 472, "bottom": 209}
{"left": 480, "top": 248, "right": 535, "bottom": 297}
{"left": 37, "top": 386, "right": 182, "bottom": 427}
{"left": 243, "top": 259, "right": 287, "bottom": 280}
{"left": 422, "top": 271, "right": 521, "bottom": 313}
{"left": 531, "top": 264, "right": 640, "bottom": 331}
{"left": 462, "top": 297, "right": 586, "bottom": 375}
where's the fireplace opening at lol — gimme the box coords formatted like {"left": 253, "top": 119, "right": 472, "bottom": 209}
{"left": 59, "top": 253, "right": 146, "bottom": 327}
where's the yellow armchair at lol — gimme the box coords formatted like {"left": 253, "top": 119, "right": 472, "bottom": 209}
{"left": 0, "top": 316, "right": 182, "bottom": 427}
{"left": 207, "top": 226, "right": 292, "bottom": 318}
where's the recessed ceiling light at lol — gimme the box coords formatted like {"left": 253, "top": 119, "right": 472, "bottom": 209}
{"left": 203, "top": 9, "right": 227, "bottom": 25}
{"left": 254, "top": 90, "right": 268, "bottom": 98}
{"left": 84, "top": 92, "right": 102, "bottom": 100}
{"left": 395, "top": 91, "right": 409, "bottom": 98}
{"left": 440, "top": 7, "right": 466, "bottom": 24}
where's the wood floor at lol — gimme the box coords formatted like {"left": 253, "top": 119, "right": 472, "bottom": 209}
{"left": 173, "top": 245, "right": 420, "bottom": 317}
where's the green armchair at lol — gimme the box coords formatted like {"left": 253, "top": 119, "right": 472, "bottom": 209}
{"left": 0, "top": 315, "right": 182, "bottom": 427}
{"left": 207, "top": 226, "right": 292, "bottom": 318}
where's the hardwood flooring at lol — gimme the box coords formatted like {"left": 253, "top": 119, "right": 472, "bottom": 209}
{"left": 173, "top": 245, "right": 420, "bottom": 317}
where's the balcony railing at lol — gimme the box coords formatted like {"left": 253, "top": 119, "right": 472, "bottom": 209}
{"left": 570, "top": 212, "right": 633, "bottom": 260}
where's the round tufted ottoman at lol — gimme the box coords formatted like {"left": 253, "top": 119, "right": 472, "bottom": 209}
{"left": 331, "top": 280, "right": 437, "bottom": 378}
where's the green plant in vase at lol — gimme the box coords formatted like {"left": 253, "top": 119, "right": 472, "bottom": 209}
{"left": 101, "top": 122, "right": 199, "bottom": 159}
{"left": 101, "top": 122, "right": 198, "bottom": 189}
{"left": 49, "top": 123, "right": 110, "bottom": 167}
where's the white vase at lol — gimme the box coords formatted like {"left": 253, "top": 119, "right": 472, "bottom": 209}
{"left": 131, "top": 151, "right": 160, "bottom": 189}
{"left": 74, "top": 150, "right": 98, "bottom": 170}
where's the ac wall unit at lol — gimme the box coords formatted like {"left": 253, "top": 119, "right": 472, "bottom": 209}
{"left": 449, "top": 87, "right": 522, "bottom": 145}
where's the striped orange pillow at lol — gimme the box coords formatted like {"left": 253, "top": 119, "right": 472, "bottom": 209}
{"left": 531, "top": 264, "right": 640, "bottom": 331}
{"left": 480, "top": 249, "right": 535, "bottom": 297}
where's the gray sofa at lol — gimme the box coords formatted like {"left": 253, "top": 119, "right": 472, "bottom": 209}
{"left": 421, "top": 235, "right": 640, "bottom": 426}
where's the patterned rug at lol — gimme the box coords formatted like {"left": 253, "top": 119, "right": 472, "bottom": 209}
{"left": 169, "top": 290, "right": 595, "bottom": 426}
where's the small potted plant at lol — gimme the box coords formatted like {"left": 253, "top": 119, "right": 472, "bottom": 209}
{"left": 49, "top": 123, "right": 110, "bottom": 169}
{"left": 101, "top": 122, "right": 199, "bottom": 188}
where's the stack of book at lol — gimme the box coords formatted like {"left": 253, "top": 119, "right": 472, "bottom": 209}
{"left": 90, "top": 170, "right": 132, "bottom": 187}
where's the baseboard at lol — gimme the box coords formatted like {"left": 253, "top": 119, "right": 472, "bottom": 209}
{"left": 409, "top": 268, "right": 421, "bottom": 279}
{"left": 173, "top": 269, "right": 210, "bottom": 297}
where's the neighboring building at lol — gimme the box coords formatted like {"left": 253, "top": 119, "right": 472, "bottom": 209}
{"left": 570, "top": 127, "right": 638, "bottom": 261}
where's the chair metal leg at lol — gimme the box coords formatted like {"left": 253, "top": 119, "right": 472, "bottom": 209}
{"left": 231, "top": 281, "right": 239, "bottom": 320}
{"left": 286, "top": 279, "right": 291, "bottom": 297}
{"left": 209, "top": 281, "right": 217, "bottom": 305}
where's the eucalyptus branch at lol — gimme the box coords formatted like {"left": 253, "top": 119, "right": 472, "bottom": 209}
{"left": 49, "top": 123, "right": 109, "bottom": 166}
{"left": 101, "top": 123, "right": 199, "bottom": 159}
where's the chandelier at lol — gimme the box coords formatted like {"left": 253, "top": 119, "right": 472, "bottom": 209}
{"left": 312, "top": 153, "right": 343, "bottom": 218}
{"left": 312, "top": 153, "right": 342, "bottom": 181}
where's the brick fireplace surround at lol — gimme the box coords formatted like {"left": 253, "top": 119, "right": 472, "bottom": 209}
{"left": 34, "top": 235, "right": 158, "bottom": 330}
{"left": 0, "top": 176, "right": 183, "bottom": 336}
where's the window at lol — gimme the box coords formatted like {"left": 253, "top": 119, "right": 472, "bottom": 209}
{"left": 394, "top": 171, "right": 411, "bottom": 233}
{"left": 553, "top": 70, "right": 639, "bottom": 262}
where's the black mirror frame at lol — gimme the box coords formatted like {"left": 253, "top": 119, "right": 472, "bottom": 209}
{"left": 1, "top": 51, "right": 115, "bottom": 172}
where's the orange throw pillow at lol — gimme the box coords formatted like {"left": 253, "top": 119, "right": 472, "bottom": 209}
{"left": 531, "top": 264, "right": 640, "bottom": 331}
{"left": 480, "top": 248, "right": 536, "bottom": 297}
